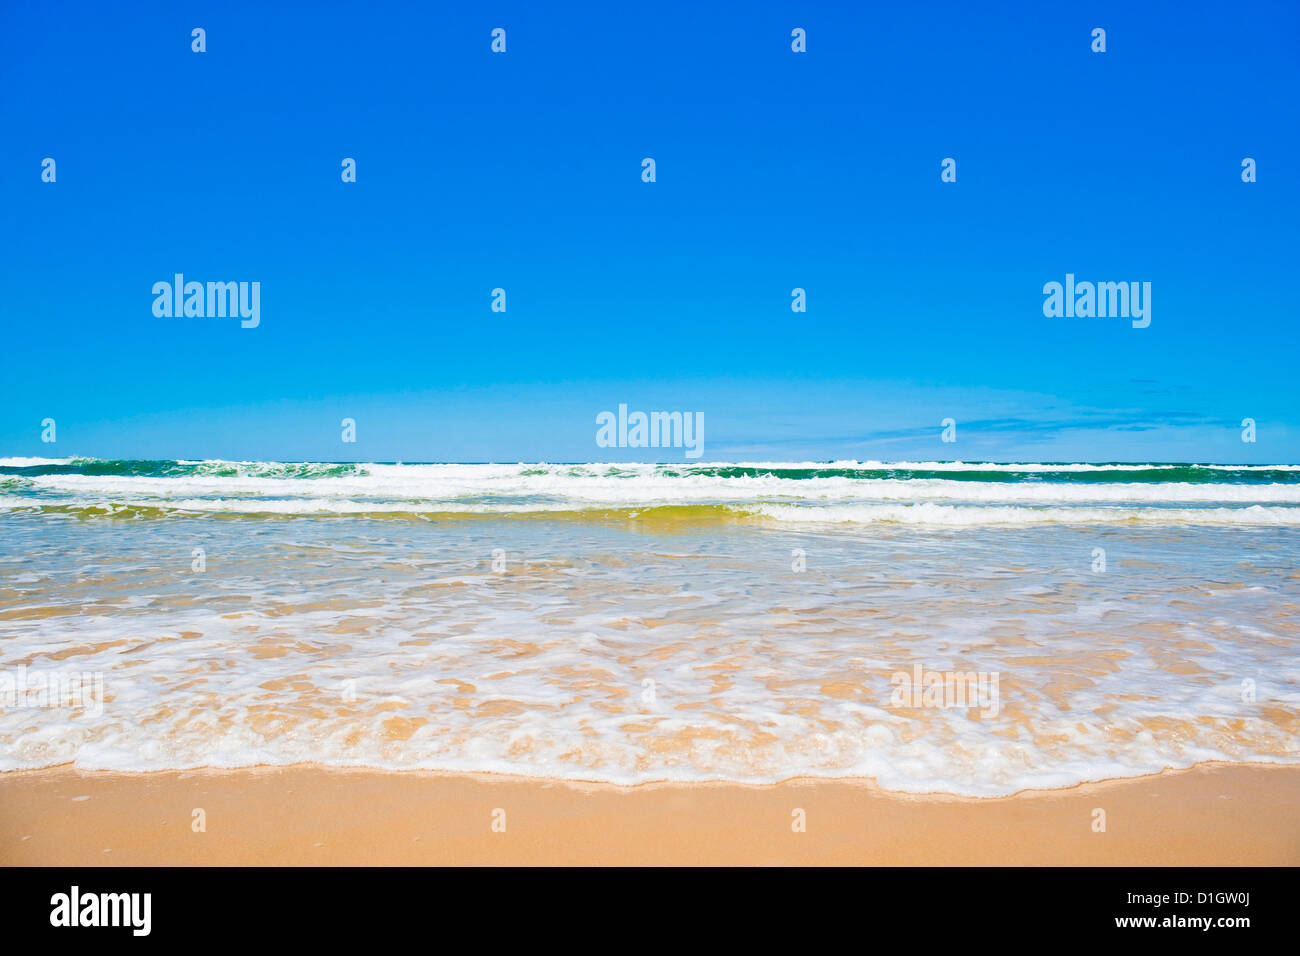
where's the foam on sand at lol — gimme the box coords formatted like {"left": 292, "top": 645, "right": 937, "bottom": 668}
{"left": 1, "top": 483, "right": 1297, "bottom": 794}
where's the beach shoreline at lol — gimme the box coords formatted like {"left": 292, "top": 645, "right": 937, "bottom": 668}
{"left": 3, "top": 761, "right": 1297, "bottom": 866}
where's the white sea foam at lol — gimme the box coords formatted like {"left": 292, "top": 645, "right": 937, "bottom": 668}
{"left": 1, "top": 516, "right": 1297, "bottom": 793}
{"left": 3, "top": 461, "right": 1299, "bottom": 525}
{"left": 717, "top": 460, "right": 1300, "bottom": 472}
{"left": 3, "top": 460, "right": 1298, "bottom": 794}
{"left": 749, "top": 502, "right": 1300, "bottom": 526}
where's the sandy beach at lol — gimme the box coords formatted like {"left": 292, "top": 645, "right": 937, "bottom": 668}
{"left": 5, "top": 462, "right": 1299, "bottom": 867}
{"left": 3, "top": 761, "right": 1297, "bottom": 866}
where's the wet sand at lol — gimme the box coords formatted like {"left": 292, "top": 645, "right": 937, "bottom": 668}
{"left": 2, "top": 762, "right": 1297, "bottom": 866}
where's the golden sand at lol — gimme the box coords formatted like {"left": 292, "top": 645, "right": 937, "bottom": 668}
{"left": 2, "top": 762, "right": 1297, "bottom": 866}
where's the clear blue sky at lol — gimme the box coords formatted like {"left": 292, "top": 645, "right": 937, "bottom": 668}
{"left": 2, "top": 0, "right": 1297, "bottom": 463}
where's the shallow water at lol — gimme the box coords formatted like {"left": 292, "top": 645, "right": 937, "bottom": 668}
{"left": 1, "top": 460, "right": 1298, "bottom": 795}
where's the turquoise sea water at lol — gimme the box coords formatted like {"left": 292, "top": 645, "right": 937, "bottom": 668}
{"left": 1, "top": 458, "right": 1297, "bottom": 794}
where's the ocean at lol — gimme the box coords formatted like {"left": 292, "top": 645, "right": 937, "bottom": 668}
{"left": 1, "top": 457, "right": 1297, "bottom": 795}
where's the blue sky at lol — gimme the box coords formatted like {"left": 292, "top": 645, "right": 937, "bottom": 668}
{"left": 2, "top": 0, "right": 1297, "bottom": 463}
